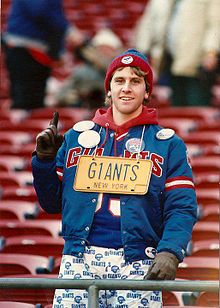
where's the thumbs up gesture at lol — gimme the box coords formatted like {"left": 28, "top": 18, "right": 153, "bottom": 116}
{"left": 36, "top": 112, "right": 63, "bottom": 160}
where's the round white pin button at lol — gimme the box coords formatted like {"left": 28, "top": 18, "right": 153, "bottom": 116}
{"left": 78, "top": 130, "right": 100, "bottom": 148}
{"left": 125, "top": 138, "right": 145, "bottom": 153}
{"left": 156, "top": 128, "right": 175, "bottom": 140}
{"left": 145, "top": 247, "right": 157, "bottom": 259}
{"left": 121, "top": 55, "right": 134, "bottom": 64}
{"left": 73, "top": 120, "right": 95, "bottom": 132}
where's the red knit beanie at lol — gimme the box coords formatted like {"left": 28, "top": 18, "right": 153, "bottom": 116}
{"left": 104, "top": 48, "right": 153, "bottom": 95}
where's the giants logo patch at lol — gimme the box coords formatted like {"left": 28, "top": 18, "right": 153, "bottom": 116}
{"left": 124, "top": 150, "right": 164, "bottom": 177}
{"left": 66, "top": 147, "right": 164, "bottom": 177}
{"left": 66, "top": 147, "right": 104, "bottom": 168}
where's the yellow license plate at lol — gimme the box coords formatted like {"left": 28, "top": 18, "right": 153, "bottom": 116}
{"left": 74, "top": 156, "right": 152, "bottom": 195}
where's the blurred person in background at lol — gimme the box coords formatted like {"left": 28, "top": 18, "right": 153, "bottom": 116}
{"left": 2, "top": 0, "right": 84, "bottom": 110}
{"left": 55, "top": 28, "right": 123, "bottom": 110}
{"left": 133, "top": 0, "right": 220, "bottom": 106}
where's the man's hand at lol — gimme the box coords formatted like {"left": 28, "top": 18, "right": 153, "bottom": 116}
{"left": 36, "top": 112, "right": 63, "bottom": 160}
{"left": 144, "top": 252, "right": 179, "bottom": 280}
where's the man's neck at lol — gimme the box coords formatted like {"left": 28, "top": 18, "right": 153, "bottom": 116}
{"left": 112, "top": 107, "right": 143, "bottom": 126}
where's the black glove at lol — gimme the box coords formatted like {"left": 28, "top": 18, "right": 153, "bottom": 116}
{"left": 36, "top": 111, "right": 63, "bottom": 160}
{"left": 144, "top": 252, "right": 179, "bottom": 280}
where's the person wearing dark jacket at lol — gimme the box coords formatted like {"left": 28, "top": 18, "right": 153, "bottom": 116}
{"left": 32, "top": 49, "right": 197, "bottom": 307}
{"left": 2, "top": 0, "right": 83, "bottom": 110}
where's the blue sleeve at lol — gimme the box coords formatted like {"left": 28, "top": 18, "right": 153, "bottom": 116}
{"left": 40, "top": 0, "right": 69, "bottom": 58}
{"left": 157, "top": 137, "right": 198, "bottom": 261}
{"left": 32, "top": 136, "right": 67, "bottom": 214}
{"left": 32, "top": 156, "right": 62, "bottom": 213}
{"left": 40, "top": 0, "right": 69, "bottom": 34}
{"left": 21, "top": 0, "right": 69, "bottom": 33}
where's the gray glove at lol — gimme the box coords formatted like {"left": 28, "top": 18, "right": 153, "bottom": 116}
{"left": 36, "top": 111, "right": 63, "bottom": 160}
{"left": 144, "top": 252, "right": 179, "bottom": 280}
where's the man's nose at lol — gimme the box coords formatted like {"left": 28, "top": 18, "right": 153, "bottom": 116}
{"left": 122, "top": 81, "right": 131, "bottom": 92}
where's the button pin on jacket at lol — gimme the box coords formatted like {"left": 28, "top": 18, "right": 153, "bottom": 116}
{"left": 145, "top": 247, "right": 157, "bottom": 258}
{"left": 125, "top": 138, "right": 145, "bottom": 153}
{"left": 156, "top": 128, "right": 175, "bottom": 140}
{"left": 73, "top": 120, "right": 100, "bottom": 148}
{"left": 78, "top": 130, "right": 100, "bottom": 148}
{"left": 73, "top": 120, "right": 95, "bottom": 132}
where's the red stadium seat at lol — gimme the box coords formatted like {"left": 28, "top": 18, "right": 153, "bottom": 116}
{"left": 0, "top": 220, "right": 61, "bottom": 238}
{"left": 29, "top": 107, "right": 91, "bottom": 122}
{"left": 162, "top": 291, "right": 184, "bottom": 306}
{"left": 199, "top": 204, "right": 219, "bottom": 222}
{"left": 0, "top": 155, "right": 28, "bottom": 171}
{"left": 198, "top": 120, "right": 220, "bottom": 132}
{"left": 186, "top": 144, "right": 204, "bottom": 158}
{"left": 0, "top": 200, "right": 39, "bottom": 221}
{"left": 1, "top": 186, "right": 38, "bottom": 202}
{"left": 194, "top": 174, "right": 219, "bottom": 189}
{"left": 0, "top": 274, "right": 57, "bottom": 305}
{"left": 29, "top": 107, "right": 94, "bottom": 135}
{"left": 196, "top": 189, "right": 219, "bottom": 207}
{"left": 0, "top": 302, "right": 36, "bottom": 308}
{"left": 177, "top": 257, "right": 219, "bottom": 280}
{"left": 0, "top": 162, "right": 8, "bottom": 172}
{"left": 0, "top": 119, "right": 50, "bottom": 135}
{"left": 36, "top": 207, "right": 62, "bottom": 220}
{"left": 148, "top": 97, "right": 171, "bottom": 111}
{"left": 0, "top": 143, "right": 35, "bottom": 159}
{"left": 0, "top": 109, "right": 28, "bottom": 122}
{"left": 0, "top": 131, "right": 32, "bottom": 146}
{"left": 0, "top": 171, "right": 33, "bottom": 189}
{"left": 158, "top": 107, "right": 219, "bottom": 122}
{"left": 192, "top": 239, "right": 219, "bottom": 257}
{"left": 195, "top": 291, "right": 219, "bottom": 307}
{"left": 13, "top": 171, "right": 33, "bottom": 186}
{"left": 0, "top": 253, "right": 54, "bottom": 276}
{"left": 192, "top": 221, "right": 219, "bottom": 241}
{"left": 0, "top": 235, "right": 64, "bottom": 257}
{"left": 182, "top": 131, "right": 220, "bottom": 147}
{"left": 0, "top": 172, "right": 21, "bottom": 188}
{"left": 191, "top": 156, "right": 220, "bottom": 174}
{"left": 203, "top": 145, "right": 220, "bottom": 157}
{"left": 159, "top": 118, "right": 197, "bottom": 136}
{"left": 51, "top": 257, "right": 62, "bottom": 274}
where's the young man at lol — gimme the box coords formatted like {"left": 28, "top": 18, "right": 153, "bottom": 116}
{"left": 32, "top": 49, "right": 197, "bottom": 307}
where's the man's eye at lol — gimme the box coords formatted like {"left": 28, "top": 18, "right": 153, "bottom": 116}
{"left": 132, "top": 79, "right": 141, "bottom": 84}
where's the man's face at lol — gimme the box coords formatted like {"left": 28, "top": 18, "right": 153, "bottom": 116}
{"left": 109, "top": 67, "right": 148, "bottom": 119}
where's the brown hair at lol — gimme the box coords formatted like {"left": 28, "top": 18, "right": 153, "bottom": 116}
{"left": 105, "top": 66, "right": 151, "bottom": 106}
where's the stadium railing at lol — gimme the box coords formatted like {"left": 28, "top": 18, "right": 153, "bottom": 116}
{"left": 0, "top": 278, "right": 218, "bottom": 308}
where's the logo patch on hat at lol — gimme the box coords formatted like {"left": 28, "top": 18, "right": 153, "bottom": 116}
{"left": 121, "top": 56, "right": 134, "bottom": 64}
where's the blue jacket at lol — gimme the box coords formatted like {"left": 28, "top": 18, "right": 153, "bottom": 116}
{"left": 32, "top": 107, "right": 197, "bottom": 262}
{"left": 3, "top": 0, "right": 69, "bottom": 59}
